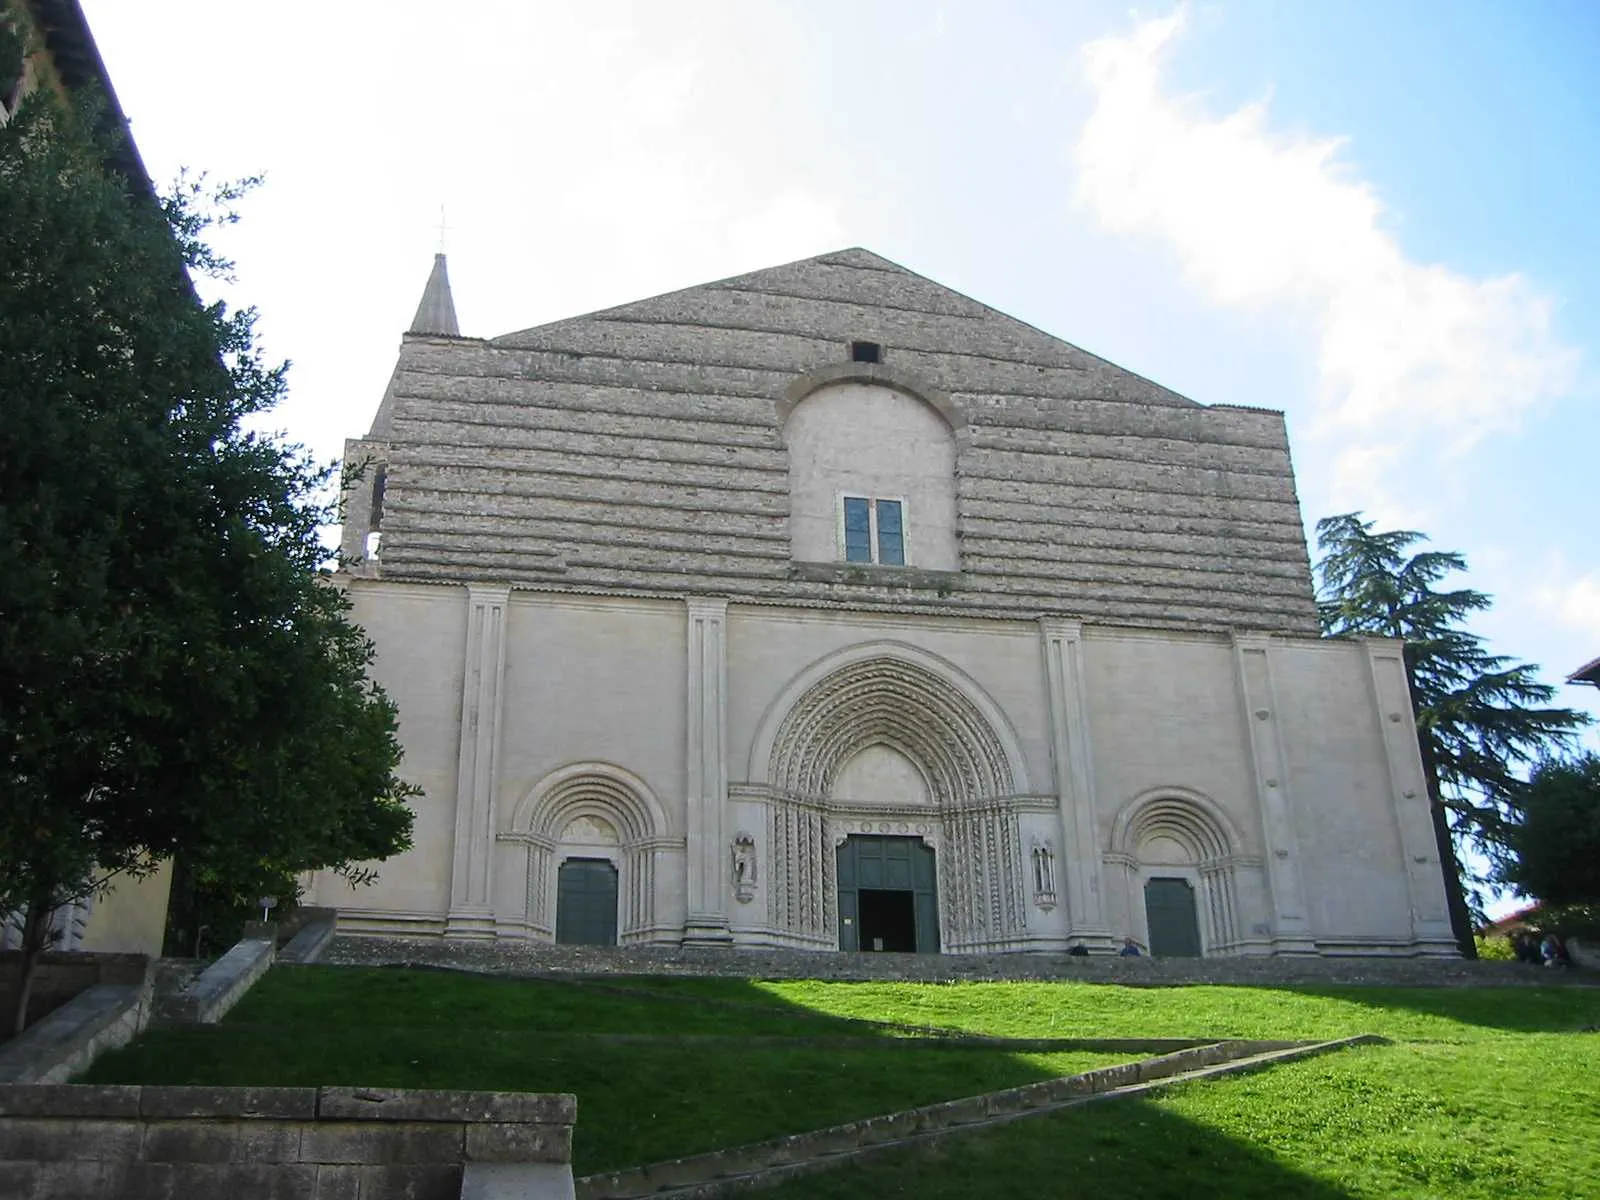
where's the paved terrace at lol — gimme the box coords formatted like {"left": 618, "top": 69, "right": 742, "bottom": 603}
{"left": 322, "top": 937, "right": 1593, "bottom": 987}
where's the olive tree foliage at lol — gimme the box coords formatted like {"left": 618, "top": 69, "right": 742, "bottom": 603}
{"left": 1314, "top": 513, "right": 1587, "bottom": 955}
{"left": 0, "top": 24, "right": 413, "bottom": 1031}
{"left": 1502, "top": 753, "right": 1600, "bottom": 909}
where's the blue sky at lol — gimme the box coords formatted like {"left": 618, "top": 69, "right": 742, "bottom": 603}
{"left": 81, "top": 0, "right": 1598, "bottom": 756}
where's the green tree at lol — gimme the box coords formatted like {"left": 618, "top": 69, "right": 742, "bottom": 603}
{"left": 1502, "top": 753, "right": 1600, "bottom": 908}
{"left": 1314, "top": 513, "right": 1587, "bottom": 956}
{"left": 0, "top": 29, "right": 413, "bottom": 1032}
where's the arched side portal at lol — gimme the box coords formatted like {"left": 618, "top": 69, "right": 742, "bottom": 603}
{"left": 1107, "top": 789, "right": 1252, "bottom": 956}
{"left": 753, "top": 644, "right": 1033, "bottom": 954}
{"left": 499, "top": 762, "right": 676, "bottom": 944}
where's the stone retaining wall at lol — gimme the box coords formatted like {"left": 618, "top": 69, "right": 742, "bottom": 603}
{"left": 0, "top": 952, "right": 149, "bottom": 1030}
{"left": 0, "top": 981, "right": 151, "bottom": 1086}
{"left": 0, "top": 1084, "right": 576, "bottom": 1199}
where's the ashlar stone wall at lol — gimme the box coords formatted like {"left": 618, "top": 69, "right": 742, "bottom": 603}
{"left": 0, "top": 1084, "right": 575, "bottom": 1200}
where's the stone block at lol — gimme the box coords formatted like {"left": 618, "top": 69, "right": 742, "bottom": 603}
{"left": 140, "top": 1085, "right": 317, "bottom": 1120}
{"left": 0, "top": 1162, "right": 35, "bottom": 1199}
{"left": 299, "top": 1119, "right": 464, "bottom": 1164}
{"left": 0, "top": 1116, "right": 143, "bottom": 1161}
{"left": 312, "top": 1163, "right": 364, "bottom": 1200}
{"left": 165, "top": 1163, "right": 320, "bottom": 1200}
{"left": 463, "top": 1121, "right": 572, "bottom": 1163}
{"left": 28, "top": 1159, "right": 123, "bottom": 1200}
{"left": 317, "top": 1087, "right": 576, "bottom": 1125}
{"left": 119, "top": 1162, "right": 177, "bottom": 1200}
{"left": 139, "top": 1119, "right": 236, "bottom": 1163}
{"left": 233, "top": 1120, "right": 307, "bottom": 1163}
{"left": 462, "top": 1161, "right": 576, "bottom": 1200}
{"left": 0, "top": 1083, "right": 142, "bottom": 1118}
{"left": 319, "top": 1164, "right": 462, "bottom": 1199}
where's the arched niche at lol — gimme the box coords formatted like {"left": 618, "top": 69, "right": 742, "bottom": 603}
{"left": 781, "top": 376, "right": 959, "bottom": 571}
{"left": 499, "top": 761, "right": 673, "bottom": 943}
{"left": 1107, "top": 787, "right": 1251, "bottom": 957}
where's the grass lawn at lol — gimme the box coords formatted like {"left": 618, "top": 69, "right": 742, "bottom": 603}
{"left": 84, "top": 966, "right": 1600, "bottom": 1193}
{"left": 82, "top": 967, "right": 1120, "bottom": 1173}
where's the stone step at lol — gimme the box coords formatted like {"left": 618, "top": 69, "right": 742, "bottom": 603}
{"left": 322, "top": 934, "right": 1580, "bottom": 988}
{"left": 574, "top": 1036, "right": 1382, "bottom": 1199}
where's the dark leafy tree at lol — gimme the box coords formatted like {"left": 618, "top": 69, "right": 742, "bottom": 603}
{"left": 1314, "top": 513, "right": 1587, "bottom": 956}
{"left": 0, "top": 29, "right": 413, "bottom": 1032}
{"left": 1502, "top": 753, "right": 1600, "bottom": 908}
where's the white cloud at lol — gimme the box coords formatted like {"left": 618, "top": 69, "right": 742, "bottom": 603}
{"left": 1535, "top": 571, "right": 1600, "bottom": 642}
{"left": 1073, "top": 8, "right": 1579, "bottom": 502}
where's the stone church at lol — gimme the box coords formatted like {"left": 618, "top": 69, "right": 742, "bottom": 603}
{"left": 304, "top": 248, "right": 1457, "bottom": 958}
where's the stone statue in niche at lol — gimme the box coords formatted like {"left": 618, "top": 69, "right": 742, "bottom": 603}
{"left": 1031, "top": 836, "right": 1057, "bottom": 910}
{"left": 731, "top": 833, "right": 758, "bottom": 903}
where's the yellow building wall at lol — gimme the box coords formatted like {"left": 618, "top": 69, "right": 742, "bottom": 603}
{"left": 78, "top": 860, "right": 173, "bottom": 956}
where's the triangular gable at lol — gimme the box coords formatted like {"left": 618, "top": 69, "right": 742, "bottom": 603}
{"left": 490, "top": 248, "right": 1198, "bottom": 408}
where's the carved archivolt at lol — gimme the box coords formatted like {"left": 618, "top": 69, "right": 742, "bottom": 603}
{"left": 503, "top": 762, "right": 674, "bottom": 942}
{"left": 766, "top": 652, "right": 1017, "bottom": 802}
{"left": 1108, "top": 787, "right": 1244, "bottom": 865}
{"left": 754, "top": 645, "right": 1032, "bottom": 952}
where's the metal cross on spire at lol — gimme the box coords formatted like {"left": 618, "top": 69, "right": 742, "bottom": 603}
{"left": 435, "top": 204, "right": 450, "bottom": 255}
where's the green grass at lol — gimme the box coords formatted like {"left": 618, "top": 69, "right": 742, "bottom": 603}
{"left": 83, "top": 967, "right": 1119, "bottom": 1173}
{"left": 83, "top": 966, "right": 1600, "bottom": 1192}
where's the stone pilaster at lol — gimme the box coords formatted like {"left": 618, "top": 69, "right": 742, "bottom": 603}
{"left": 1359, "top": 637, "right": 1458, "bottom": 953}
{"left": 1232, "top": 634, "right": 1317, "bottom": 953}
{"left": 683, "top": 597, "right": 733, "bottom": 945}
{"left": 447, "top": 585, "right": 510, "bottom": 938}
{"left": 1039, "top": 618, "right": 1113, "bottom": 948}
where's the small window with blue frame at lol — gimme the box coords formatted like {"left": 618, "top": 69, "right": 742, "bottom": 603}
{"left": 841, "top": 496, "right": 906, "bottom": 566}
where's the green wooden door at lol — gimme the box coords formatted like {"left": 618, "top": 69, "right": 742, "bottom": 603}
{"left": 837, "top": 836, "right": 940, "bottom": 953}
{"left": 1144, "top": 877, "right": 1202, "bottom": 958}
{"left": 556, "top": 858, "right": 619, "bottom": 946}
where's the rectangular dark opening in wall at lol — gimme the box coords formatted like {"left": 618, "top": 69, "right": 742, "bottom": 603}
{"left": 850, "top": 340, "right": 882, "bottom": 364}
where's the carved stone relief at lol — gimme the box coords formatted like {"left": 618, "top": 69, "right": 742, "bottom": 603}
{"left": 731, "top": 832, "right": 758, "bottom": 903}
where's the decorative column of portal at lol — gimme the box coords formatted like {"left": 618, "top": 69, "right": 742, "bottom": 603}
{"left": 683, "top": 597, "right": 733, "bottom": 945}
{"left": 446, "top": 585, "right": 510, "bottom": 939}
{"left": 1039, "top": 618, "right": 1113, "bottom": 949}
{"left": 1232, "top": 634, "right": 1317, "bottom": 954}
{"left": 1360, "top": 637, "right": 1457, "bottom": 952}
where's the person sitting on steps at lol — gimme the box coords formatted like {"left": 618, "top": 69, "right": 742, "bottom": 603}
{"left": 1119, "top": 937, "right": 1143, "bottom": 957}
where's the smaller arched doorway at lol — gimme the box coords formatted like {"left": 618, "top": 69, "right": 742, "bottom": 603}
{"left": 837, "top": 835, "right": 940, "bottom": 953}
{"left": 556, "top": 858, "right": 619, "bottom": 946}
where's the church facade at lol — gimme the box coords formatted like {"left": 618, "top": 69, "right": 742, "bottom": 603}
{"left": 305, "top": 249, "right": 1458, "bottom": 957}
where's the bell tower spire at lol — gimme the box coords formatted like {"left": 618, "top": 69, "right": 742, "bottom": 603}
{"left": 409, "top": 253, "right": 460, "bottom": 337}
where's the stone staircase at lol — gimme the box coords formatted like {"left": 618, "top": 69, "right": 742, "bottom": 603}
{"left": 323, "top": 934, "right": 1581, "bottom": 987}
{"left": 573, "top": 1035, "right": 1384, "bottom": 1198}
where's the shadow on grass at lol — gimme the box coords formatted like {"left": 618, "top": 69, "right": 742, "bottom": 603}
{"left": 761, "top": 1094, "right": 1357, "bottom": 1200}
{"left": 1283, "top": 983, "right": 1600, "bottom": 1036}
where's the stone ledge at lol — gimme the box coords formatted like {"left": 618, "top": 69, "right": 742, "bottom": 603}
{"left": 0, "top": 1085, "right": 577, "bottom": 1128}
{"left": 153, "top": 936, "right": 274, "bottom": 1025}
{"left": 0, "top": 981, "right": 150, "bottom": 1085}
{"left": 319, "top": 1088, "right": 576, "bottom": 1125}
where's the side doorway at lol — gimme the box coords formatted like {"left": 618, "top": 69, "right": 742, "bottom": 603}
{"left": 837, "top": 835, "right": 939, "bottom": 953}
{"left": 555, "top": 858, "right": 619, "bottom": 946}
{"left": 1143, "top": 876, "right": 1202, "bottom": 958}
